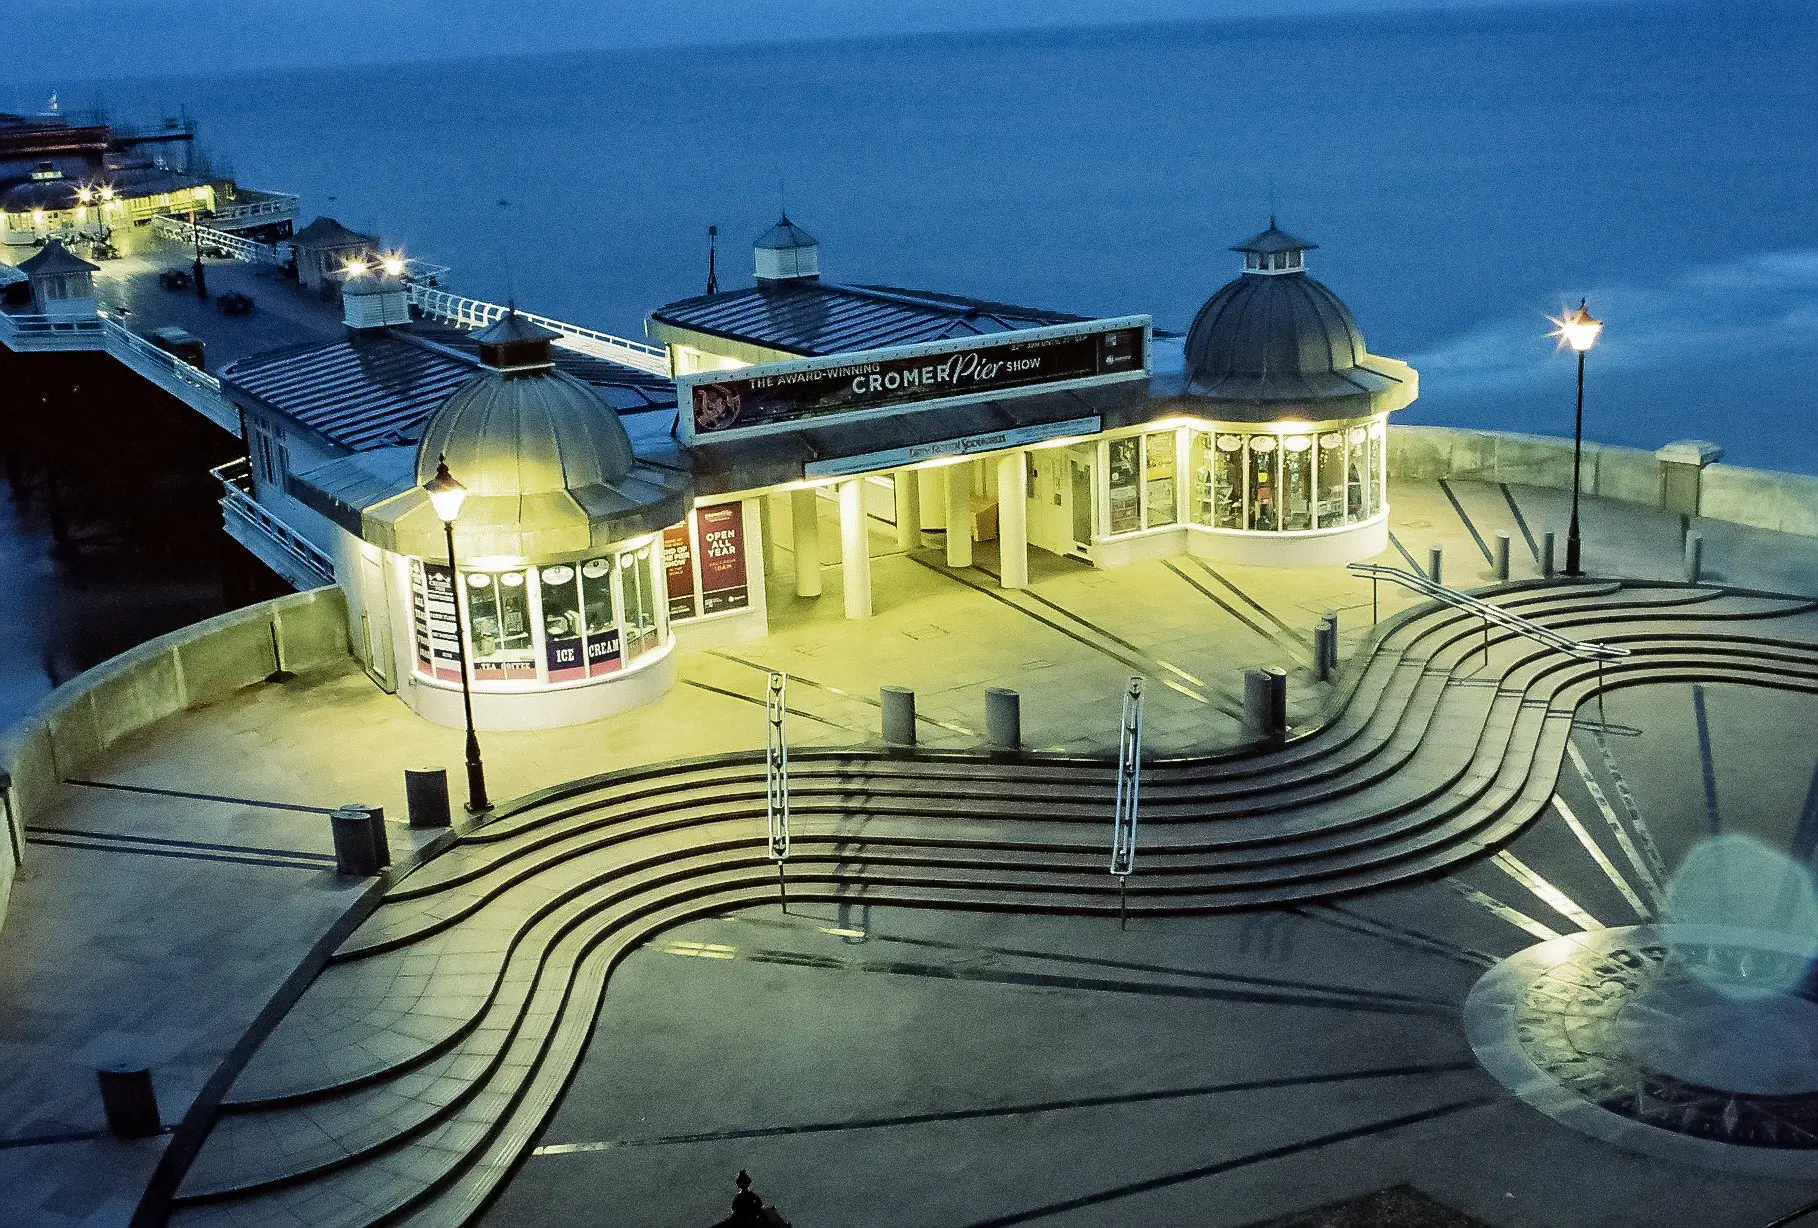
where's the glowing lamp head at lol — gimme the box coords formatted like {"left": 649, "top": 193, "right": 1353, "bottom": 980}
{"left": 99, "top": 185, "right": 114, "bottom": 202}
{"left": 1550, "top": 299, "right": 1603, "bottom": 353}
{"left": 380, "top": 255, "right": 406, "bottom": 277}
{"left": 424, "top": 456, "right": 468, "bottom": 524}
{"left": 344, "top": 257, "right": 368, "bottom": 279}
{"left": 76, "top": 186, "right": 92, "bottom": 204}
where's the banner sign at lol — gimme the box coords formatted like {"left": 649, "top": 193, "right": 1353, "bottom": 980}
{"left": 663, "top": 524, "right": 697, "bottom": 621}
{"left": 678, "top": 316, "right": 1149, "bottom": 445}
{"left": 804, "top": 416, "right": 1101, "bottom": 478}
{"left": 696, "top": 503, "right": 750, "bottom": 615}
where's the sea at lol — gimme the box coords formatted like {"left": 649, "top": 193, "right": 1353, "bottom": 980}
{"left": 0, "top": 0, "right": 1813, "bottom": 716}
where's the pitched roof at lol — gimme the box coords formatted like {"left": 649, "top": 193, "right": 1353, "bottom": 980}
{"left": 17, "top": 238, "right": 98, "bottom": 277}
{"left": 649, "top": 279, "right": 1087, "bottom": 357}
{"left": 1231, "top": 222, "right": 1318, "bottom": 256}
{"left": 221, "top": 323, "right": 674, "bottom": 453}
{"left": 291, "top": 216, "right": 375, "bottom": 248}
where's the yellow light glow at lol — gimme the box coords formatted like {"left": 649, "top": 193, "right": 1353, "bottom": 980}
{"left": 1271, "top": 420, "right": 1317, "bottom": 434}
{"left": 1549, "top": 300, "right": 1603, "bottom": 353}
{"left": 76, "top": 186, "right": 92, "bottom": 204}
{"left": 381, "top": 256, "right": 406, "bottom": 277}
{"left": 344, "top": 258, "right": 368, "bottom": 278}
{"left": 31, "top": 209, "right": 44, "bottom": 222}
{"left": 99, "top": 185, "right": 114, "bottom": 202}
{"left": 466, "top": 554, "right": 528, "bottom": 570}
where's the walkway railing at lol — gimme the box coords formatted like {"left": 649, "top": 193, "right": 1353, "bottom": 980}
{"left": 1348, "top": 562, "right": 1630, "bottom": 662}
{"left": 211, "top": 459, "right": 337, "bottom": 589}
{"left": 209, "top": 193, "right": 299, "bottom": 227}
{"left": 101, "top": 316, "right": 223, "bottom": 396}
{"left": 150, "top": 213, "right": 291, "bottom": 267}
{"left": 0, "top": 310, "right": 106, "bottom": 346}
{"left": 406, "top": 284, "right": 671, "bottom": 376}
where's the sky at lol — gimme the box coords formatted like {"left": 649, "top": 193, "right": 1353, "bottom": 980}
{"left": 16, "top": 0, "right": 1630, "bottom": 86}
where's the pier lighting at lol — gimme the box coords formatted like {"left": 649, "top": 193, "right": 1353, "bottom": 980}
{"left": 1549, "top": 299, "right": 1603, "bottom": 577}
{"left": 344, "top": 257, "right": 368, "bottom": 278}
{"left": 381, "top": 254, "right": 406, "bottom": 278}
{"left": 76, "top": 186, "right": 92, "bottom": 205}
{"left": 424, "top": 457, "right": 490, "bottom": 812}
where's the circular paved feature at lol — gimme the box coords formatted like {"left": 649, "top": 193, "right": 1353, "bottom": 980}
{"left": 1465, "top": 924, "right": 1818, "bottom": 1175}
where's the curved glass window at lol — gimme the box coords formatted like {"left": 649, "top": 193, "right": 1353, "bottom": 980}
{"left": 1316, "top": 433, "right": 1345, "bottom": 527}
{"left": 1107, "top": 438, "right": 1142, "bottom": 535}
{"left": 410, "top": 542, "right": 666, "bottom": 689}
{"left": 1175, "top": 418, "right": 1385, "bottom": 533}
{"left": 1144, "top": 432, "right": 1177, "bottom": 528}
{"left": 1281, "top": 435, "right": 1313, "bottom": 531}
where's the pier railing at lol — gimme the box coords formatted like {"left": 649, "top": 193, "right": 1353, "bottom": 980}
{"left": 208, "top": 192, "right": 300, "bottom": 228}
{"left": 150, "top": 214, "right": 291, "bottom": 267}
{"left": 211, "top": 459, "right": 337, "bottom": 590}
{"left": 1348, "top": 562, "right": 1630, "bottom": 661}
{"left": 406, "top": 285, "right": 671, "bottom": 376}
{"left": 0, "top": 310, "right": 107, "bottom": 348}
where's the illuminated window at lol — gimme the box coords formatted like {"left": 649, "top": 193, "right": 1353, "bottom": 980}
{"left": 1143, "top": 432, "right": 1177, "bottom": 528}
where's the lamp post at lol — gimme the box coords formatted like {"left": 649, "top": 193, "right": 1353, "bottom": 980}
{"left": 424, "top": 457, "right": 490, "bottom": 812}
{"left": 1550, "top": 299, "right": 1603, "bottom": 577}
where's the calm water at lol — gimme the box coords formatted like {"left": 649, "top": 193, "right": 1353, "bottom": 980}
{"left": 0, "top": 2, "right": 1813, "bottom": 718}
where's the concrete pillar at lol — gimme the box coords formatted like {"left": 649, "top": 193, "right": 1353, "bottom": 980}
{"left": 406, "top": 768, "right": 450, "bottom": 828}
{"left": 918, "top": 468, "right": 944, "bottom": 536}
{"left": 985, "top": 688, "right": 1021, "bottom": 750}
{"left": 1685, "top": 531, "right": 1704, "bottom": 584}
{"left": 894, "top": 469, "right": 921, "bottom": 551}
{"left": 791, "top": 488, "right": 822, "bottom": 598}
{"left": 1427, "top": 546, "right": 1444, "bottom": 588}
{"left": 1542, "top": 531, "right": 1557, "bottom": 578}
{"left": 945, "top": 461, "right": 973, "bottom": 568}
{"left": 758, "top": 493, "right": 779, "bottom": 573}
{"left": 881, "top": 686, "right": 916, "bottom": 745}
{"left": 1494, "top": 533, "right": 1511, "bottom": 582}
{"left": 996, "top": 451, "right": 1029, "bottom": 589}
{"left": 839, "top": 478, "right": 872, "bottom": 619}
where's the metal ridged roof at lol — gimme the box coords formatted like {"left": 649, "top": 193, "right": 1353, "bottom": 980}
{"left": 221, "top": 324, "right": 675, "bottom": 453}
{"left": 649, "top": 280, "right": 1086, "bottom": 357}
{"left": 1184, "top": 272, "right": 1365, "bottom": 384}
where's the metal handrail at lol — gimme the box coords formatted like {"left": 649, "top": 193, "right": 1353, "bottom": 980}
{"left": 406, "top": 284, "right": 671, "bottom": 375}
{"left": 211, "top": 459, "right": 336, "bottom": 586}
{"left": 150, "top": 213, "right": 291, "bottom": 266}
{"left": 1349, "top": 562, "right": 1630, "bottom": 662}
{"left": 101, "top": 316, "right": 223, "bottom": 394}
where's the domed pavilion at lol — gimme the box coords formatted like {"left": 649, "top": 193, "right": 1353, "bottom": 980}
{"left": 1145, "top": 221, "right": 1418, "bottom": 566}
{"left": 363, "top": 311, "right": 691, "bottom": 730}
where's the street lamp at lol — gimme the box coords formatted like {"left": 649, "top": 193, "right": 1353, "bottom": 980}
{"left": 424, "top": 456, "right": 490, "bottom": 812}
{"left": 1549, "top": 298, "right": 1603, "bottom": 577}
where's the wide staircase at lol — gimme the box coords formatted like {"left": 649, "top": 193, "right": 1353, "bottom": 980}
{"left": 160, "top": 578, "right": 1818, "bottom": 1227}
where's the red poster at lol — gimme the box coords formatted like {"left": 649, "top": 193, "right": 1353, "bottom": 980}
{"left": 696, "top": 504, "right": 749, "bottom": 615}
{"left": 663, "top": 524, "right": 698, "bottom": 621}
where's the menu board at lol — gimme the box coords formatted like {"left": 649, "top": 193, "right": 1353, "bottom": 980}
{"left": 697, "top": 504, "right": 749, "bottom": 615}
{"left": 412, "top": 561, "right": 464, "bottom": 682}
{"left": 663, "top": 524, "right": 697, "bottom": 621}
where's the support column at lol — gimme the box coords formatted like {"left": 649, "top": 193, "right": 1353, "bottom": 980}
{"left": 790, "top": 488, "right": 822, "bottom": 598}
{"left": 894, "top": 469, "right": 921, "bottom": 551}
{"left": 996, "top": 451, "right": 1029, "bottom": 589}
{"left": 839, "top": 478, "right": 872, "bottom": 619}
{"left": 918, "top": 468, "right": 944, "bottom": 537}
{"left": 945, "top": 461, "right": 973, "bottom": 568}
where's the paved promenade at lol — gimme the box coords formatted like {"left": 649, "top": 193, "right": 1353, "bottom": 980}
{"left": 2, "top": 479, "right": 1817, "bottom": 1226}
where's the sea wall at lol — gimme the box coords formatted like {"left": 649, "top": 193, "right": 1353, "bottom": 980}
{"left": 0, "top": 587, "right": 349, "bottom": 930}
{"left": 1389, "top": 425, "right": 1818, "bottom": 537}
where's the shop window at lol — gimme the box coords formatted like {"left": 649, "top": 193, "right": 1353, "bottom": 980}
{"left": 620, "top": 546, "right": 660, "bottom": 663}
{"left": 1247, "top": 434, "right": 1278, "bottom": 531}
{"left": 1144, "top": 432, "right": 1177, "bottom": 528}
{"left": 1368, "top": 420, "right": 1386, "bottom": 515}
{"left": 464, "top": 570, "right": 536, "bottom": 681}
{"left": 1213, "top": 434, "right": 1245, "bottom": 528}
{"left": 580, "top": 558, "right": 622, "bottom": 676}
{"left": 1316, "top": 432, "right": 1346, "bottom": 526}
{"left": 538, "top": 564, "right": 587, "bottom": 683}
{"left": 1107, "top": 438, "right": 1142, "bottom": 535}
{"left": 1347, "top": 425, "right": 1370, "bottom": 521}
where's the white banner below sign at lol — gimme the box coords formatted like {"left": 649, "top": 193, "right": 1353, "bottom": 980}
{"left": 803, "top": 416, "right": 1102, "bottom": 478}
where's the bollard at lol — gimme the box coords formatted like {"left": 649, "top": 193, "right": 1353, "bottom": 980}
{"left": 96, "top": 1061, "right": 160, "bottom": 1138}
{"left": 361, "top": 804, "right": 390, "bottom": 867}
{"left": 1494, "top": 533, "right": 1511, "bottom": 582}
{"left": 1427, "top": 546, "right": 1443, "bottom": 588}
{"left": 1313, "top": 616, "right": 1336, "bottom": 682}
{"left": 1685, "top": 531, "right": 1704, "bottom": 584}
{"left": 1542, "top": 531, "right": 1557, "bottom": 578}
{"left": 330, "top": 807, "right": 380, "bottom": 877}
{"left": 405, "top": 767, "right": 452, "bottom": 829}
{"left": 1244, "top": 667, "right": 1288, "bottom": 740}
{"left": 881, "top": 686, "right": 917, "bottom": 746}
{"left": 985, "top": 687, "right": 1021, "bottom": 750}
{"left": 1322, "top": 611, "right": 1339, "bottom": 676}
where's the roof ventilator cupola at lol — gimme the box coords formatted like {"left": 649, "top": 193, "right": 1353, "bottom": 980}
{"left": 754, "top": 214, "right": 819, "bottom": 284}
{"left": 342, "top": 268, "right": 412, "bottom": 331}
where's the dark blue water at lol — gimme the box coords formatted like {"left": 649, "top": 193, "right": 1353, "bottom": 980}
{"left": 13, "top": 0, "right": 1818, "bottom": 472}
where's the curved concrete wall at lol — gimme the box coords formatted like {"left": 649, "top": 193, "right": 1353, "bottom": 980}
{"left": 1389, "top": 425, "right": 1818, "bottom": 538}
{"left": 0, "top": 587, "right": 349, "bottom": 931}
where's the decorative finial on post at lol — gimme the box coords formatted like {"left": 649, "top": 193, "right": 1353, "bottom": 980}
{"left": 707, "top": 224, "right": 719, "bottom": 296}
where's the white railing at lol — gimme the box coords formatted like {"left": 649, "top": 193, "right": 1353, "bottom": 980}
{"left": 211, "top": 459, "right": 337, "bottom": 589}
{"left": 0, "top": 310, "right": 106, "bottom": 345}
{"left": 210, "top": 193, "right": 299, "bottom": 225}
{"left": 150, "top": 213, "right": 291, "bottom": 267}
{"left": 101, "top": 316, "right": 222, "bottom": 394}
{"left": 406, "top": 283, "right": 671, "bottom": 376}
{"left": 1349, "top": 562, "right": 1630, "bottom": 662}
